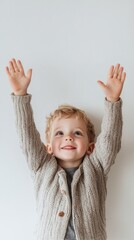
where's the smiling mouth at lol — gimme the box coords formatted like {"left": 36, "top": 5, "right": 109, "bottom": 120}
{"left": 61, "top": 145, "right": 76, "bottom": 150}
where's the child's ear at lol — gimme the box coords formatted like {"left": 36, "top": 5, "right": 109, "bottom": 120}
{"left": 86, "top": 142, "right": 95, "bottom": 155}
{"left": 46, "top": 144, "right": 53, "bottom": 154}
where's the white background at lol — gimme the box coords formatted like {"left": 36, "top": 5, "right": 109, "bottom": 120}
{"left": 0, "top": 0, "right": 134, "bottom": 239}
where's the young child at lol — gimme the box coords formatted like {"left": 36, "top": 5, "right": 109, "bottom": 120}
{"left": 6, "top": 59, "right": 126, "bottom": 240}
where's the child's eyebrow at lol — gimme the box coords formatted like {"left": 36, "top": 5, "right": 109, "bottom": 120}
{"left": 53, "top": 127, "right": 85, "bottom": 133}
{"left": 74, "top": 127, "right": 83, "bottom": 130}
{"left": 53, "top": 127, "right": 62, "bottom": 132}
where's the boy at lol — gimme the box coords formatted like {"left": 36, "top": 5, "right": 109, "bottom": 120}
{"left": 6, "top": 59, "right": 126, "bottom": 240}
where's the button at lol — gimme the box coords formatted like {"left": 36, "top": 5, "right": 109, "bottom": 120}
{"left": 58, "top": 211, "right": 65, "bottom": 217}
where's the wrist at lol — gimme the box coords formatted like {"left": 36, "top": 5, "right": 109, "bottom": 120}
{"left": 106, "top": 97, "right": 120, "bottom": 102}
{"left": 13, "top": 90, "right": 27, "bottom": 96}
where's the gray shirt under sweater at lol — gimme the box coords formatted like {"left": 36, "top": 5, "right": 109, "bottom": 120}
{"left": 64, "top": 167, "right": 79, "bottom": 240}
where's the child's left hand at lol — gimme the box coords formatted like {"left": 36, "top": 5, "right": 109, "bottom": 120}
{"left": 97, "top": 64, "right": 126, "bottom": 102}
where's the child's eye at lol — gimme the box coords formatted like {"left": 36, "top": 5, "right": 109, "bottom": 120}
{"left": 74, "top": 131, "right": 83, "bottom": 136}
{"left": 55, "top": 131, "right": 64, "bottom": 136}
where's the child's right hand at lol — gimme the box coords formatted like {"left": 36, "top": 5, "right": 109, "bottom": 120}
{"left": 6, "top": 59, "right": 32, "bottom": 96}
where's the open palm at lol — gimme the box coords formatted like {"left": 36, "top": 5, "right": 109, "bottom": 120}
{"left": 97, "top": 64, "right": 126, "bottom": 102}
{"left": 6, "top": 59, "right": 32, "bottom": 96}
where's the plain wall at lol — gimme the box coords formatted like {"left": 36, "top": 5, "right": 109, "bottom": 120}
{"left": 0, "top": 0, "right": 134, "bottom": 239}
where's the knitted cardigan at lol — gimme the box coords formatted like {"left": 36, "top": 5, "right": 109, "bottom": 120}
{"left": 12, "top": 94, "right": 122, "bottom": 240}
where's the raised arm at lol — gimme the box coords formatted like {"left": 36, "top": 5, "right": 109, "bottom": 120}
{"left": 6, "top": 59, "right": 48, "bottom": 174}
{"left": 91, "top": 64, "right": 126, "bottom": 175}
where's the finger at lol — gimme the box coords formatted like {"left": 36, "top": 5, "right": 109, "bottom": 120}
{"left": 97, "top": 80, "right": 107, "bottom": 91}
{"left": 27, "top": 69, "right": 32, "bottom": 80}
{"left": 12, "top": 58, "right": 20, "bottom": 72}
{"left": 108, "top": 65, "right": 114, "bottom": 78}
{"left": 121, "top": 72, "right": 126, "bottom": 83}
{"left": 17, "top": 60, "right": 24, "bottom": 73}
{"left": 118, "top": 67, "right": 124, "bottom": 80}
{"left": 9, "top": 61, "right": 15, "bottom": 73}
{"left": 113, "top": 63, "right": 120, "bottom": 78}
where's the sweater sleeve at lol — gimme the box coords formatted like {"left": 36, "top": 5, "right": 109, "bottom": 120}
{"left": 90, "top": 98, "right": 123, "bottom": 175}
{"left": 11, "top": 94, "right": 48, "bottom": 174}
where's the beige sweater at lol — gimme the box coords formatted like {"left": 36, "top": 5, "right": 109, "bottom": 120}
{"left": 12, "top": 94, "right": 122, "bottom": 240}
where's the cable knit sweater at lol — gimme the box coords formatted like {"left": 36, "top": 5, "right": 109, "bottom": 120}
{"left": 12, "top": 94, "right": 123, "bottom": 240}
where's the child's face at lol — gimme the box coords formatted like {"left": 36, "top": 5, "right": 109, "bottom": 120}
{"left": 47, "top": 116, "right": 92, "bottom": 168}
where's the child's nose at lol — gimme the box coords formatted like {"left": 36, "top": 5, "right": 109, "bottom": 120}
{"left": 65, "top": 135, "right": 73, "bottom": 141}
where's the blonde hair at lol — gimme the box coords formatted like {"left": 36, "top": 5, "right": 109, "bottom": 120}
{"left": 45, "top": 104, "right": 95, "bottom": 143}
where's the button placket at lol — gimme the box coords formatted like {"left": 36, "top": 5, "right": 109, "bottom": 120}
{"left": 59, "top": 172, "right": 68, "bottom": 196}
{"left": 58, "top": 171, "right": 71, "bottom": 219}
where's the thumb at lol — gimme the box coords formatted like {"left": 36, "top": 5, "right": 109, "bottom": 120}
{"left": 97, "top": 80, "right": 107, "bottom": 91}
{"left": 27, "top": 69, "right": 32, "bottom": 81}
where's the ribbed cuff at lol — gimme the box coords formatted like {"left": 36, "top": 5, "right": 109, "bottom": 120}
{"left": 104, "top": 97, "right": 122, "bottom": 110}
{"left": 11, "top": 93, "right": 32, "bottom": 103}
